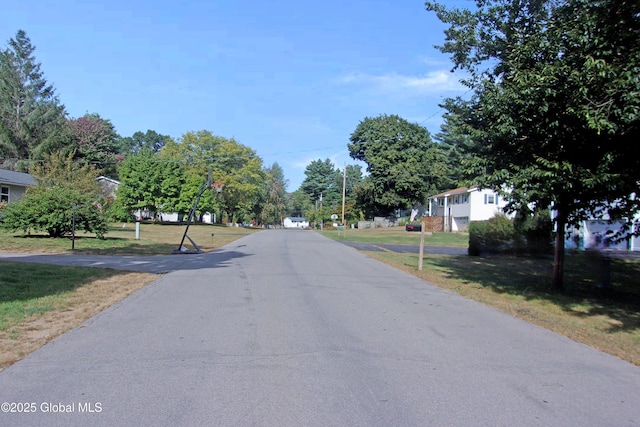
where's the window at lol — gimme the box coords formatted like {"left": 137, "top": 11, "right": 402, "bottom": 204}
{"left": 461, "top": 194, "right": 468, "bottom": 204}
{"left": 0, "top": 186, "right": 8, "bottom": 203}
{"left": 484, "top": 193, "right": 495, "bottom": 204}
{"left": 438, "top": 198, "right": 444, "bottom": 207}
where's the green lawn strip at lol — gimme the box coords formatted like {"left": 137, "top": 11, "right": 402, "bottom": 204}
{"left": 321, "top": 228, "right": 469, "bottom": 246}
{"left": 0, "top": 262, "right": 118, "bottom": 331}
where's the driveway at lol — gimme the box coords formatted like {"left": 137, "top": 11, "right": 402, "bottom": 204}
{"left": 1, "top": 230, "right": 639, "bottom": 426}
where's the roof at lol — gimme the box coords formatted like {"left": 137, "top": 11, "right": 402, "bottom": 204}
{"left": 286, "top": 217, "right": 307, "bottom": 222}
{"left": 97, "top": 176, "right": 121, "bottom": 185}
{"left": 0, "top": 168, "right": 37, "bottom": 187}
{"left": 430, "top": 186, "right": 478, "bottom": 199}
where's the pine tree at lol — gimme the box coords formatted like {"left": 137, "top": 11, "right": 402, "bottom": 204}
{"left": 0, "top": 29, "right": 67, "bottom": 169}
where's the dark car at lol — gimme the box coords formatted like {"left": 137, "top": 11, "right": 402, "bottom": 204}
{"left": 405, "top": 223, "right": 422, "bottom": 232}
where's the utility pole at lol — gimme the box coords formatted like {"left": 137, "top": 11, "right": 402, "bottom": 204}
{"left": 319, "top": 192, "right": 323, "bottom": 231}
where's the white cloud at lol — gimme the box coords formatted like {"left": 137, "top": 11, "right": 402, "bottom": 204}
{"left": 335, "top": 70, "right": 466, "bottom": 97}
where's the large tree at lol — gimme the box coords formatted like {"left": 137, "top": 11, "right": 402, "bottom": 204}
{"left": 261, "top": 163, "right": 288, "bottom": 226}
{"left": 66, "top": 113, "right": 121, "bottom": 177}
{"left": 0, "top": 30, "right": 66, "bottom": 168}
{"left": 213, "top": 137, "right": 264, "bottom": 224}
{"left": 426, "top": 0, "right": 640, "bottom": 289}
{"left": 119, "top": 129, "right": 171, "bottom": 156}
{"left": 433, "top": 99, "right": 478, "bottom": 190}
{"left": 299, "top": 159, "right": 341, "bottom": 209}
{"left": 114, "top": 150, "right": 184, "bottom": 219}
{"left": 348, "top": 114, "right": 447, "bottom": 216}
{"left": 162, "top": 131, "right": 265, "bottom": 224}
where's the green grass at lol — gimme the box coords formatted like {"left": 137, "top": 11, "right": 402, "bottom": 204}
{"left": 0, "top": 262, "right": 120, "bottom": 331}
{"left": 0, "top": 222, "right": 261, "bottom": 255}
{"left": 321, "top": 226, "right": 469, "bottom": 246}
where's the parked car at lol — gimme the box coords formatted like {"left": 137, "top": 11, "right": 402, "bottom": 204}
{"left": 405, "top": 223, "right": 421, "bottom": 232}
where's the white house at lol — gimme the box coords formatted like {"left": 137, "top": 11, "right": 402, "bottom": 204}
{"left": 96, "top": 176, "right": 120, "bottom": 199}
{"left": 0, "top": 168, "right": 36, "bottom": 204}
{"left": 428, "top": 186, "right": 511, "bottom": 232}
{"left": 564, "top": 219, "right": 639, "bottom": 251}
{"left": 283, "top": 217, "right": 309, "bottom": 229}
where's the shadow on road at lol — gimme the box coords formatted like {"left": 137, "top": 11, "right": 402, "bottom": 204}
{"left": 0, "top": 249, "right": 253, "bottom": 274}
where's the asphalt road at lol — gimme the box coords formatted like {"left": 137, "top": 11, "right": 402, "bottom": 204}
{"left": 1, "top": 230, "right": 639, "bottom": 426}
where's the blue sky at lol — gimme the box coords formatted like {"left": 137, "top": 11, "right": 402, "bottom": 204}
{"left": 2, "top": 0, "right": 471, "bottom": 190}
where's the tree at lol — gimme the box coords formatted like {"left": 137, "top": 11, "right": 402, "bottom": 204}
{"left": 300, "top": 159, "right": 341, "bottom": 209}
{"left": 119, "top": 130, "right": 171, "bottom": 155}
{"left": 286, "top": 189, "right": 313, "bottom": 218}
{"left": 426, "top": 0, "right": 640, "bottom": 289}
{"left": 348, "top": 114, "right": 447, "bottom": 216}
{"left": 0, "top": 30, "right": 67, "bottom": 168}
{"left": 162, "top": 131, "right": 265, "bottom": 224}
{"left": 212, "top": 137, "right": 264, "bottom": 224}
{"left": 66, "top": 113, "right": 121, "bottom": 177}
{"left": 433, "top": 100, "right": 478, "bottom": 190}
{"left": 115, "top": 150, "right": 184, "bottom": 219}
{"left": 0, "top": 153, "right": 108, "bottom": 238}
{"left": 261, "top": 163, "right": 288, "bottom": 226}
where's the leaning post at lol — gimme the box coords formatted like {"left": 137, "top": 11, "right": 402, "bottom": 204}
{"left": 419, "top": 216, "right": 426, "bottom": 271}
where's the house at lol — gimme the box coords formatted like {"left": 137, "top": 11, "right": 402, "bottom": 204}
{"left": 0, "top": 168, "right": 36, "bottom": 204}
{"left": 428, "top": 186, "right": 511, "bottom": 232}
{"left": 96, "top": 176, "right": 120, "bottom": 199}
{"left": 283, "top": 217, "right": 309, "bottom": 229}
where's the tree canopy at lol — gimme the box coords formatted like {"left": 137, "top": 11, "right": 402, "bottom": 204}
{"left": 0, "top": 29, "right": 66, "bottom": 169}
{"left": 426, "top": 0, "right": 640, "bottom": 289}
{"left": 261, "top": 163, "right": 287, "bottom": 226}
{"left": 66, "top": 113, "right": 121, "bottom": 176}
{"left": 300, "top": 159, "right": 341, "bottom": 207}
{"left": 119, "top": 129, "right": 171, "bottom": 155}
{"left": 348, "top": 114, "right": 447, "bottom": 216}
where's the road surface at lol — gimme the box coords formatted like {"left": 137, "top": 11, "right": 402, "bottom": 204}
{"left": 1, "top": 230, "right": 639, "bottom": 426}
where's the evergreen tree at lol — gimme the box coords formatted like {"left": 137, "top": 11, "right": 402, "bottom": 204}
{"left": 0, "top": 30, "right": 66, "bottom": 169}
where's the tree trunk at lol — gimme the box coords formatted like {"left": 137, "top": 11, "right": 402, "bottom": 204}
{"left": 552, "top": 208, "right": 567, "bottom": 291}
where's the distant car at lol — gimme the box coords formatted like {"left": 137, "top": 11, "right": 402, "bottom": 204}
{"left": 405, "top": 224, "right": 421, "bottom": 232}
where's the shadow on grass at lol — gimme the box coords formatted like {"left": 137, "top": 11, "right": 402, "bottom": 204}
{"left": 425, "top": 253, "right": 640, "bottom": 333}
{"left": 0, "top": 262, "right": 126, "bottom": 303}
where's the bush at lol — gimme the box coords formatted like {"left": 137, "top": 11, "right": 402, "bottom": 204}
{"left": 468, "top": 213, "right": 515, "bottom": 256}
{"left": 0, "top": 186, "right": 108, "bottom": 238}
{"left": 469, "top": 210, "right": 554, "bottom": 256}
{"left": 514, "top": 209, "right": 554, "bottom": 255}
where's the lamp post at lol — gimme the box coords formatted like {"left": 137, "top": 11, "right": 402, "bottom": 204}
{"left": 71, "top": 203, "right": 76, "bottom": 250}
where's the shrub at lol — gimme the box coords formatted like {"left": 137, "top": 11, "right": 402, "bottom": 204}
{"left": 0, "top": 186, "right": 108, "bottom": 238}
{"left": 468, "top": 213, "right": 515, "bottom": 256}
{"left": 514, "top": 209, "right": 554, "bottom": 255}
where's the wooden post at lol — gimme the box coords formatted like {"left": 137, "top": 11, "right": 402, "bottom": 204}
{"left": 419, "top": 216, "right": 426, "bottom": 271}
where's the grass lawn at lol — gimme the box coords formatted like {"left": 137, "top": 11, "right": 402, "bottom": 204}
{"left": 0, "top": 222, "right": 261, "bottom": 255}
{"left": 321, "top": 225, "right": 469, "bottom": 246}
{"left": 323, "top": 227, "right": 640, "bottom": 366}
